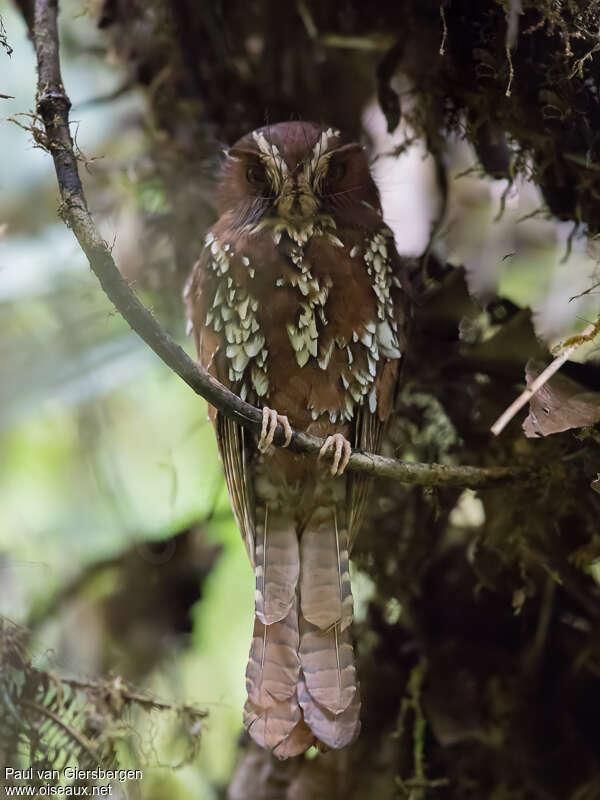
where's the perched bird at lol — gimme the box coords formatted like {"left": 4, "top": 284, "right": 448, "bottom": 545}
{"left": 184, "top": 121, "right": 410, "bottom": 756}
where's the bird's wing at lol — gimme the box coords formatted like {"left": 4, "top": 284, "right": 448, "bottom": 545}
{"left": 185, "top": 246, "right": 257, "bottom": 567}
{"left": 215, "top": 413, "right": 257, "bottom": 567}
{"left": 346, "top": 240, "right": 411, "bottom": 548}
{"left": 346, "top": 403, "right": 388, "bottom": 548}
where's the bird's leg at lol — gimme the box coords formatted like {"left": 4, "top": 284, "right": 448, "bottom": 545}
{"left": 258, "top": 407, "right": 293, "bottom": 452}
{"left": 319, "top": 433, "right": 352, "bottom": 477}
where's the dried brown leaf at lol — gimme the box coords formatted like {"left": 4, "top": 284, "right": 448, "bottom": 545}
{"left": 523, "top": 360, "right": 600, "bottom": 437}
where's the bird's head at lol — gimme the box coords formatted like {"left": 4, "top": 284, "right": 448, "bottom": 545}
{"left": 218, "top": 121, "right": 381, "bottom": 233}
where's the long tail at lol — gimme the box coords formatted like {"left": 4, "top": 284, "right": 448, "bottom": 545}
{"left": 298, "top": 508, "right": 360, "bottom": 749}
{"left": 243, "top": 506, "right": 360, "bottom": 757}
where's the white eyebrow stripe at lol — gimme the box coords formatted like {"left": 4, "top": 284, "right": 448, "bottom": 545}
{"left": 252, "top": 130, "right": 288, "bottom": 190}
{"left": 309, "top": 127, "right": 340, "bottom": 172}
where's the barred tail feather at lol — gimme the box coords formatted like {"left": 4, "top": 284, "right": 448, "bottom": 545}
{"left": 299, "top": 509, "right": 353, "bottom": 631}
{"left": 244, "top": 695, "right": 303, "bottom": 751}
{"left": 271, "top": 718, "right": 316, "bottom": 759}
{"left": 298, "top": 618, "right": 358, "bottom": 714}
{"left": 244, "top": 506, "right": 360, "bottom": 756}
{"left": 244, "top": 696, "right": 316, "bottom": 758}
{"left": 255, "top": 508, "right": 299, "bottom": 625}
{"left": 246, "top": 604, "right": 300, "bottom": 708}
{"left": 297, "top": 509, "right": 360, "bottom": 750}
{"left": 298, "top": 673, "right": 361, "bottom": 750}
{"left": 244, "top": 511, "right": 307, "bottom": 754}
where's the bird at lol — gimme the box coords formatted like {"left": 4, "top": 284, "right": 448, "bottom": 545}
{"left": 184, "top": 121, "right": 410, "bottom": 757}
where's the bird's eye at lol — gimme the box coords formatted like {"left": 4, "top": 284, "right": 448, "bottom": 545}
{"left": 246, "top": 164, "right": 266, "bottom": 186}
{"left": 327, "top": 161, "right": 346, "bottom": 182}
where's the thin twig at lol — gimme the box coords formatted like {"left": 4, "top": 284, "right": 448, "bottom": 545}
{"left": 31, "top": 0, "right": 530, "bottom": 489}
{"left": 569, "top": 279, "right": 600, "bottom": 303}
{"left": 62, "top": 676, "right": 208, "bottom": 718}
{"left": 491, "top": 318, "right": 600, "bottom": 436}
{"left": 439, "top": 5, "right": 448, "bottom": 56}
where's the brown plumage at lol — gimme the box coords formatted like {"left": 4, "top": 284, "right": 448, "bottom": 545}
{"left": 184, "top": 121, "right": 410, "bottom": 756}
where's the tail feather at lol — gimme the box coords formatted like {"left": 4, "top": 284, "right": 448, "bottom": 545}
{"left": 299, "top": 510, "right": 353, "bottom": 631}
{"left": 243, "top": 695, "right": 302, "bottom": 750}
{"left": 336, "top": 519, "right": 354, "bottom": 632}
{"left": 244, "top": 505, "right": 360, "bottom": 756}
{"left": 298, "top": 674, "right": 361, "bottom": 750}
{"left": 272, "top": 719, "right": 316, "bottom": 758}
{"left": 245, "top": 511, "right": 304, "bottom": 753}
{"left": 246, "top": 604, "right": 300, "bottom": 707}
{"left": 298, "top": 618, "right": 358, "bottom": 714}
{"left": 255, "top": 507, "right": 299, "bottom": 625}
{"left": 297, "top": 510, "right": 361, "bottom": 749}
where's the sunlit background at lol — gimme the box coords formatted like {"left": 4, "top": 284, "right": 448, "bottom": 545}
{"left": 1, "top": 1, "right": 599, "bottom": 796}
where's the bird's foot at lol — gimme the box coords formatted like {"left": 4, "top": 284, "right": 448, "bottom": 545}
{"left": 258, "top": 407, "right": 293, "bottom": 452}
{"left": 319, "top": 433, "right": 352, "bottom": 477}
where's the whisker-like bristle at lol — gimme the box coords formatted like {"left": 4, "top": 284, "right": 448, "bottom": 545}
{"left": 321, "top": 185, "right": 366, "bottom": 198}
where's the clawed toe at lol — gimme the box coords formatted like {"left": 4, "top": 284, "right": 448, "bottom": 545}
{"left": 258, "top": 407, "right": 292, "bottom": 452}
{"left": 318, "top": 433, "right": 352, "bottom": 477}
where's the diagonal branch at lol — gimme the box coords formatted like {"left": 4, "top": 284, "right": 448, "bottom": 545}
{"left": 30, "top": 0, "right": 530, "bottom": 490}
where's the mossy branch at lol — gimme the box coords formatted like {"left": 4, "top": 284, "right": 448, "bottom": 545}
{"left": 31, "top": 0, "right": 530, "bottom": 490}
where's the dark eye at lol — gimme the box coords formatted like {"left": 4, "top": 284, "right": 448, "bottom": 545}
{"left": 246, "top": 164, "right": 266, "bottom": 186}
{"left": 327, "top": 161, "right": 346, "bottom": 182}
